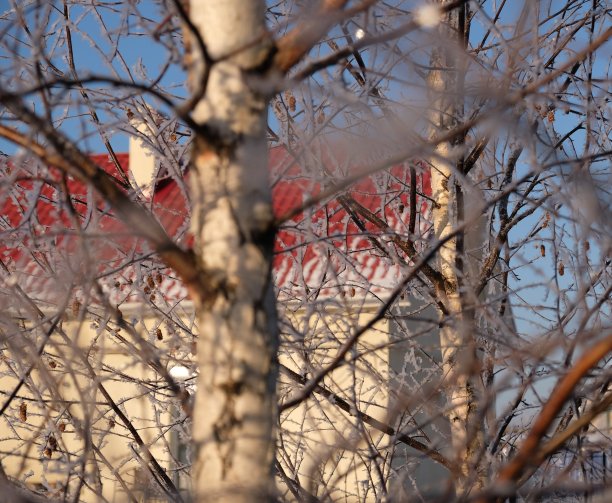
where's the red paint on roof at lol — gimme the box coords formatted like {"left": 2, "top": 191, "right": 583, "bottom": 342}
{"left": 0, "top": 147, "right": 431, "bottom": 304}
{"left": 268, "top": 147, "right": 432, "bottom": 296}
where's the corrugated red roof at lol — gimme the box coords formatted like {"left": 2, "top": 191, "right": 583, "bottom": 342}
{"left": 0, "top": 147, "right": 431, "bottom": 306}
{"left": 269, "top": 147, "right": 432, "bottom": 298}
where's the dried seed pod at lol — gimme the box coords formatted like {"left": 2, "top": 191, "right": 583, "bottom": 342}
{"left": 43, "top": 448, "right": 52, "bottom": 458}
{"left": 147, "top": 276, "right": 155, "bottom": 289}
{"left": 156, "top": 273, "right": 163, "bottom": 284}
{"left": 540, "top": 244, "right": 546, "bottom": 257}
{"left": 149, "top": 294, "right": 156, "bottom": 302}
{"left": 108, "top": 418, "right": 115, "bottom": 429}
{"left": 558, "top": 261, "right": 565, "bottom": 276}
{"left": 584, "top": 240, "right": 590, "bottom": 252}
{"left": 286, "top": 91, "right": 296, "bottom": 112}
{"left": 48, "top": 359, "right": 57, "bottom": 369}
{"left": 144, "top": 285, "right": 151, "bottom": 294}
{"left": 156, "top": 328, "right": 163, "bottom": 341}
{"left": 19, "top": 402, "right": 27, "bottom": 422}
{"left": 47, "top": 434, "right": 57, "bottom": 452}
{"left": 349, "top": 287, "right": 356, "bottom": 297}
{"left": 317, "top": 111, "right": 325, "bottom": 124}
{"left": 71, "top": 300, "right": 81, "bottom": 316}
{"left": 547, "top": 110, "right": 555, "bottom": 123}
{"left": 58, "top": 422, "right": 66, "bottom": 433}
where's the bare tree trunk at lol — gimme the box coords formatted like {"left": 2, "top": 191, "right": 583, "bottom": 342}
{"left": 186, "top": 2, "right": 278, "bottom": 502}
{"left": 428, "top": 1, "right": 483, "bottom": 493}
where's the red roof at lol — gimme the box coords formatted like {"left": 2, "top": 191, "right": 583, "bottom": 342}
{"left": 0, "top": 147, "right": 431, "bottom": 307}
{"left": 269, "top": 147, "right": 432, "bottom": 299}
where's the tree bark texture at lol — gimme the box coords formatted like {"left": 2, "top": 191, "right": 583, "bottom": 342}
{"left": 187, "top": 2, "right": 278, "bottom": 502}
{"left": 428, "top": 0, "right": 483, "bottom": 493}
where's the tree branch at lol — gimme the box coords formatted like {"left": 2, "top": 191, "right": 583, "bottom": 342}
{"left": 280, "top": 224, "right": 464, "bottom": 412}
{"left": 487, "top": 333, "right": 612, "bottom": 492}
{"left": 0, "top": 116, "right": 205, "bottom": 302}
{"left": 279, "top": 363, "right": 454, "bottom": 471}
{"left": 274, "top": 0, "right": 351, "bottom": 73}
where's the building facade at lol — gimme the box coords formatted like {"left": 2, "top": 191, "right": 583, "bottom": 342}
{"left": 0, "top": 137, "right": 458, "bottom": 502}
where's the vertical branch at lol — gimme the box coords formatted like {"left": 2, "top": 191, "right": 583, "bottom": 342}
{"left": 427, "top": 0, "right": 483, "bottom": 493}
{"left": 62, "top": 1, "right": 130, "bottom": 187}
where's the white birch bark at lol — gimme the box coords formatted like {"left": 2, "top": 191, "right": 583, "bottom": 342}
{"left": 187, "top": 2, "right": 278, "bottom": 502}
{"left": 429, "top": 138, "right": 473, "bottom": 479}
{"left": 428, "top": 1, "right": 482, "bottom": 491}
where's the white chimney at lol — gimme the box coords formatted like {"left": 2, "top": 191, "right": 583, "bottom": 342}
{"left": 128, "top": 107, "right": 159, "bottom": 197}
